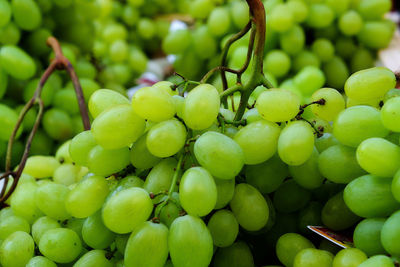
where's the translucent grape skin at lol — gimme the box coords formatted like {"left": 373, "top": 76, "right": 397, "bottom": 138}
{"left": 87, "top": 145, "right": 130, "bottom": 176}
{"left": 92, "top": 104, "right": 145, "bottom": 150}
{"left": 381, "top": 97, "right": 400, "bottom": 132}
{"left": 0, "top": 45, "right": 36, "bottom": 80}
{"left": 358, "top": 255, "right": 395, "bottom": 267}
{"left": 23, "top": 156, "right": 60, "bottom": 178}
{"left": 293, "top": 248, "right": 334, "bottom": 267}
{"left": 278, "top": 121, "right": 315, "bottom": 166}
{"left": 183, "top": 84, "right": 220, "bottom": 130}
{"left": 207, "top": 209, "right": 239, "bottom": 248}
{"left": 230, "top": 183, "right": 269, "bottom": 231}
{"left": 125, "top": 221, "right": 169, "bottom": 267}
{"left": 169, "top": 215, "right": 213, "bottom": 267}
{"left": 0, "top": 215, "right": 30, "bottom": 240}
{"left": 380, "top": 210, "right": 400, "bottom": 256}
{"left": 256, "top": 88, "right": 300, "bottom": 122}
{"left": 146, "top": 119, "right": 187, "bottom": 158}
{"left": 276, "top": 233, "right": 315, "bottom": 267}
{"left": 0, "top": 0, "right": 11, "bottom": 27}
{"left": 0, "top": 231, "right": 35, "bottom": 267}
{"left": 130, "top": 133, "right": 161, "bottom": 169}
{"left": 194, "top": 131, "right": 244, "bottom": 179}
{"left": 311, "top": 88, "right": 345, "bottom": 121}
{"left": 143, "top": 158, "right": 177, "bottom": 194}
{"left": 214, "top": 178, "right": 235, "bottom": 209}
{"left": 353, "top": 218, "right": 387, "bottom": 256}
{"left": 356, "top": 137, "right": 400, "bottom": 178}
{"left": 289, "top": 148, "right": 324, "bottom": 189}
{"left": 82, "top": 211, "right": 115, "bottom": 249}
{"left": 26, "top": 256, "right": 57, "bottom": 267}
{"left": 332, "top": 248, "right": 367, "bottom": 267}
{"left": 31, "top": 216, "right": 60, "bottom": 244}
{"left": 35, "top": 182, "right": 71, "bottom": 221}
{"left": 11, "top": 0, "right": 42, "bottom": 30}
{"left": 88, "top": 89, "right": 129, "bottom": 118}
{"left": 10, "top": 180, "right": 43, "bottom": 224}
{"left": 234, "top": 120, "right": 281, "bottom": 165}
{"left": 73, "top": 250, "right": 112, "bottom": 267}
{"left": 69, "top": 130, "right": 97, "bottom": 166}
{"left": 102, "top": 187, "right": 153, "bottom": 234}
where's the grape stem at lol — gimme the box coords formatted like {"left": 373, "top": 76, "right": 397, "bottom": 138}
{"left": 0, "top": 37, "right": 90, "bottom": 206}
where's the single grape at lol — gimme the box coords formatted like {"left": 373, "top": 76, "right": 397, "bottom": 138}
{"left": 353, "top": 218, "right": 387, "bottom": 256}
{"left": 31, "top": 216, "right": 60, "bottom": 244}
{"left": 269, "top": 4, "right": 294, "bottom": 33}
{"left": 311, "top": 88, "right": 345, "bottom": 121}
{"left": 306, "top": 4, "right": 335, "bottom": 28}
{"left": 87, "top": 145, "right": 130, "bottom": 176}
{"left": 35, "top": 182, "right": 71, "bottom": 221}
{"left": 339, "top": 10, "right": 363, "bottom": 36}
{"left": 26, "top": 256, "right": 57, "bottom": 267}
{"left": 11, "top": 0, "right": 42, "bottom": 30}
{"left": 143, "top": 158, "right": 177, "bottom": 194}
{"left": 73, "top": 250, "right": 112, "bottom": 267}
{"left": 10, "top": 180, "right": 43, "bottom": 224}
{"left": 276, "top": 233, "right": 315, "bottom": 267}
{"left": 279, "top": 25, "right": 305, "bottom": 55}
{"left": 23, "top": 156, "right": 60, "bottom": 179}
{"left": 214, "top": 178, "right": 235, "bottom": 209}
{"left": 264, "top": 50, "right": 291, "bottom": 78}
{"left": 0, "top": 215, "right": 30, "bottom": 240}
{"left": 82, "top": 211, "right": 115, "bottom": 249}
{"left": 289, "top": 148, "right": 324, "bottom": 189}
{"left": 357, "top": 255, "right": 394, "bottom": 267}
{"left": 207, "top": 210, "right": 238, "bottom": 248}
{"left": 88, "top": 89, "right": 129, "bottom": 118}
{"left": 311, "top": 38, "right": 335, "bottom": 62}
{"left": 357, "top": 0, "right": 391, "bottom": 20}
{"left": 0, "top": 231, "right": 34, "bottom": 267}
{"left": 207, "top": 7, "right": 231, "bottom": 36}
{"left": 293, "top": 248, "right": 333, "bottom": 267}
{"left": 332, "top": 248, "right": 367, "bottom": 267}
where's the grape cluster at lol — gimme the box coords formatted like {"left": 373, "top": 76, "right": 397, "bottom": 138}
{"left": 163, "top": 0, "right": 395, "bottom": 92}
{"left": 1, "top": 64, "right": 400, "bottom": 266}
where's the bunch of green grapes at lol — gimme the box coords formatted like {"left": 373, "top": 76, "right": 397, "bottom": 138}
{"left": 162, "top": 0, "right": 395, "bottom": 94}
{"left": 1, "top": 63, "right": 400, "bottom": 266}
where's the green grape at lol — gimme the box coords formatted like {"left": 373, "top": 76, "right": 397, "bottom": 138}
{"left": 311, "top": 88, "right": 345, "bottom": 121}
{"left": 333, "top": 106, "right": 389, "bottom": 147}
{"left": 257, "top": 89, "right": 300, "bottom": 122}
{"left": 286, "top": 0, "right": 308, "bottom": 23}
{"left": 0, "top": 67, "right": 7, "bottom": 99}
{"left": 263, "top": 50, "right": 291, "bottom": 78}
{"left": 194, "top": 131, "right": 244, "bottom": 179}
{"left": 53, "top": 163, "right": 81, "bottom": 185}
{"left": 357, "top": 255, "right": 394, "bottom": 267}
{"left": 381, "top": 97, "right": 400, "bottom": 132}
{"left": 26, "top": 256, "right": 57, "bottom": 267}
{"left": 269, "top": 4, "right": 294, "bottom": 32}
{"left": 273, "top": 180, "right": 311, "bottom": 213}
{"left": 230, "top": 1, "right": 249, "bottom": 28}
{"left": 294, "top": 66, "right": 325, "bottom": 96}
{"left": 190, "top": 0, "right": 214, "bottom": 19}
{"left": 108, "top": 40, "right": 128, "bottom": 63}
{"left": 356, "top": 138, "right": 400, "bottom": 177}
{"left": 391, "top": 170, "right": 400, "bottom": 202}
{"left": 276, "top": 233, "right": 315, "bottom": 267}
{"left": 75, "top": 60, "right": 97, "bottom": 80}
{"left": 128, "top": 47, "right": 148, "bottom": 74}
{"left": 230, "top": 183, "right": 269, "bottom": 231}
{"left": 42, "top": 109, "right": 73, "bottom": 141}
{"left": 137, "top": 18, "right": 156, "bottom": 40}
{"left": 0, "top": 215, "right": 30, "bottom": 240}
{"left": 351, "top": 48, "right": 374, "bottom": 73}
{"left": 146, "top": 119, "right": 187, "bottom": 158}
{"left": 10, "top": 180, "right": 43, "bottom": 223}
{"left": 35, "top": 182, "right": 71, "bottom": 220}
{"left": 213, "top": 242, "right": 254, "bottom": 267}
{"left": 69, "top": 130, "right": 96, "bottom": 166}
{"left": 293, "top": 50, "right": 320, "bottom": 72}
{"left": 214, "top": 178, "right": 235, "bottom": 209}
{"left": 24, "top": 156, "right": 60, "bottom": 179}
{"left": 130, "top": 133, "right": 161, "bottom": 170}
{"left": 298, "top": 202, "right": 323, "bottom": 234}
{"left": 11, "top": 0, "right": 41, "bottom": 30}
{"left": 65, "top": 175, "right": 109, "bottom": 218}
{"left": 132, "top": 86, "right": 176, "bottom": 122}
{"left": 74, "top": 250, "right": 112, "bottom": 267}
{"left": 332, "top": 248, "right": 367, "bottom": 267}
{"left": 322, "top": 191, "right": 360, "bottom": 230}
{"left": 162, "top": 29, "right": 191, "bottom": 55}
{"left": 325, "top": 0, "right": 350, "bottom": 15}
{"left": 53, "top": 89, "right": 79, "bottom": 115}
{"left": 179, "top": 167, "right": 217, "bottom": 216}
{"left": 335, "top": 37, "right": 357, "bottom": 59}
{"left": 344, "top": 175, "right": 400, "bottom": 217}
{"left": 0, "top": 231, "right": 34, "bottom": 267}
{"left": 143, "top": 158, "right": 177, "bottom": 194}
{"left": 122, "top": 5, "right": 139, "bottom": 26}
{"left": 353, "top": 218, "right": 386, "bottom": 256}
{"left": 0, "top": 22, "right": 21, "bottom": 45}
{"left": 158, "top": 194, "right": 182, "bottom": 227}
{"left": 183, "top": 84, "right": 220, "bottom": 130}
{"left": 358, "top": 21, "right": 394, "bottom": 49}
{"left": 79, "top": 78, "right": 101, "bottom": 101}
{"left": 381, "top": 210, "right": 400, "bottom": 256}
{"left": 234, "top": 120, "right": 281, "bottom": 165}
{"left": 88, "top": 89, "right": 129, "bottom": 118}
{"left": 207, "top": 210, "right": 238, "bottom": 247}
{"left": 306, "top": 4, "right": 335, "bottom": 28}
{"left": 102, "top": 187, "right": 153, "bottom": 234}
{"left": 293, "top": 248, "right": 333, "bottom": 267}
{"left": 0, "top": 104, "right": 21, "bottom": 141}
{"left": 289, "top": 148, "right": 324, "bottom": 189}
{"left": 23, "top": 78, "right": 56, "bottom": 107}
{"left": 0, "top": 207, "right": 13, "bottom": 221}
{"left": 245, "top": 153, "right": 288, "bottom": 194}
{"left": 207, "top": 7, "right": 231, "bottom": 36}
{"left": 278, "top": 121, "right": 315, "bottom": 166}
{"left": 39, "top": 228, "right": 82, "bottom": 263}
{"left": 243, "top": 108, "right": 263, "bottom": 124}
{"left": 82, "top": 211, "right": 115, "bottom": 249}
{"left": 31, "top": 216, "right": 60, "bottom": 244}
{"left": 345, "top": 67, "right": 395, "bottom": 101}
{"left": 87, "top": 145, "right": 130, "bottom": 176}
{"left": 102, "top": 23, "right": 127, "bottom": 43}
{"left": 339, "top": 10, "right": 363, "bottom": 36}
{"left": 65, "top": 217, "right": 85, "bottom": 243}
{"left": 169, "top": 215, "right": 213, "bottom": 267}
{"left": 357, "top": 0, "right": 391, "bottom": 20}
{"left": 322, "top": 56, "right": 349, "bottom": 89}
{"left": 0, "top": 0, "right": 11, "bottom": 27}
{"left": 279, "top": 25, "right": 305, "bottom": 55}
{"left": 311, "top": 38, "right": 335, "bottom": 62}
{"left": 125, "top": 221, "right": 169, "bottom": 267}
{"left": 92, "top": 104, "right": 145, "bottom": 150}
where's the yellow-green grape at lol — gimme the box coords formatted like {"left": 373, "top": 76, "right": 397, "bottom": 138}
{"left": 31, "top": 216, "right": 60, "bottom": 244}
{"left": 256, "top": 88, "right": 300, "bottom": 122}
{"left": 213, "top": 242, "right": 254, "bottom": 267}
{"left": 357, "top": 0, "right": 392, "bottom": 20}
{"left": 338, "top": 10, "right": 363, "bottom": 36}
{"left": 183, "top": 84, "right": 220, "bottom": 130}
{"left": 0, "top": 45, "right": 36, "bottom": 80}
{"left": 73, "top": 250, "right": 112, "bottom": 267}
{"left": 207, "top": 209, "right": 238, "bottom": 248}
{"left": 130, "top": 133, "right": 161, "bottom": 170}
{"left": 26, "top": 256, "right": 57, "bottom": 267}
{"left": 0, "top": 0, "right": 11, "bottom": 27}
{"left": 286, "top": 0, "right": 309, "bottom": 23}
{"left": 92, "top": 104, "right": 145, "bottom": 150}
{"left": 11, "top": 0, "right": 41, "bottom": 30}
{"left": 0, "top": 215, "right": 30, "bottom": 240}
{"left": 214, "top": 178, "right": 235, "bottom": 209}
{"left": 306, "top": 4, "right": 335, "bottom": 28}
{"left": 380, "top": 210, "right": 400, "bottom": 256}
{"left": 207, "top": 7, "right": 231, "bottom": 37}
{"left": 346, "top": 97, "right": 382, "bottom": 108}
{"left": 230, "top": 183, "right": 269, "bottom": 231}
{"left": 294, "top": 66, "right": 325, "bottom": 96}
{"left": 0, "top": 231, "right": 34, "bottom": 267}
{"left": 356, "top": 137, "right": 400, "bottom": 177}
{"left": 10, "top": 180, "right": 43, "bottom": 224}
{"left": 278, "top": 121, "right": 315, "bottom": 166}
{"left": 357, "top": 255, "right": 395, "bottom": 267}
{"left": 263, "top": 50, "right": 291, "bottom": 78}
{"left": 0, "top": 104, "right": 22, "bottom": 141}
{"left": 153, "top": 81, "right": 176, "bottom": 96}
{"left": 82, "top": 211, "right": 115, "bottom": 249}
{"left": 173, "top": 95, "right": 184, "bottom": 118}
{"left": 35, "top": 182, "right": 71, "bottom": 221}
{"left": 381, "top": 97, "right": 400, "bottom": 132}
{"left": 65, "top": 175, "right": 109, "bottom": 218}
{"left": 293, "top": 248, "right": 333, "bottom": 267}
{"left": 276, "top": 233, "right": 315, "bottom": 267}
{"left": 69, "top": 130, "right": 97, "bottom": 166}
{"left": 269, "top": 4, "right": 294, "bottom": 33}
{"left": 143, "top": 158, "right": 177, "bottom": 194}
{"left": 344, "top": 67, "right": 396, "bottom": 101}
{"left": 55, "top": 140, "right": 72, "bottom": 164}
{"left": 311, "top": 88, "right": 345, "bottom": 121}
{"left": 146, "top": 119, "right": 187, "bottom": 158}
{"left": 88, "top": 89, "right": 129, "bottom": 118}
{"left": 234, "top": 120, "right": 281, "bottom": 164}
{"left": 179, "top": 167, "right": 217, "bottom": 216}
{"left": 332, "top": 248, "right": 367, "bottom": 267}
{"left": 132, "top": 86, "right": 175, "bottom": 122}
{"left": 87, "top": 145, "right": 130, "bottom": 176}
{"left": 23, "top": 156, "right": 60, "bottom": 179}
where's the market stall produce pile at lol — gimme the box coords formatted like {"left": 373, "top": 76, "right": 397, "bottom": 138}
{"left": 0, "top": 0, "right": 400, "bottom": 266}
